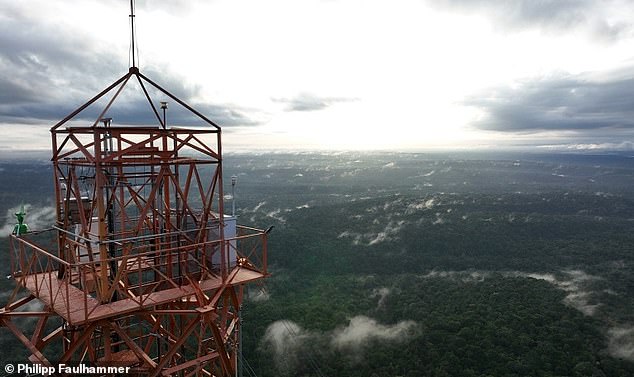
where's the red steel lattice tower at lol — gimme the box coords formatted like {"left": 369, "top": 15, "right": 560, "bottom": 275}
{"left": 0, "top": 4, "right": 268, "bottom": 376}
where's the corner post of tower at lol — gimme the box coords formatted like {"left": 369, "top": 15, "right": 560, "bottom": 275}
{"left": 93, "top": 128, "right": 110, "bottom": 303}
{"left": 217, "top": 131, "right": 228, "bottom": 282}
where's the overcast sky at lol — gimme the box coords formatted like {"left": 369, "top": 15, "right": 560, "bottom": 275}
{"left": 2, "top": 0, "right": 634, "bottom": 152}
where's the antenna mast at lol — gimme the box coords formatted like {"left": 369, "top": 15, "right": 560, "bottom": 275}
{"left": 129, "top": 0, "right": 137, "bottom": 68}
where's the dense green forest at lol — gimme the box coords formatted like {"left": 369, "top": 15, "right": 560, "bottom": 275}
{"left": 1, "top": 152, "right": 633, "bottom": 376}
{"left": 232, "top": 152, "right": 634, "bottom": 377}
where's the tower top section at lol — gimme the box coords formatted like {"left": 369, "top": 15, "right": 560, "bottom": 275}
{"left": 3, "top": 3, "right": 269, "bottom": 375}
{"left": 129, "top": 0, "right": 138, "bottom": 68}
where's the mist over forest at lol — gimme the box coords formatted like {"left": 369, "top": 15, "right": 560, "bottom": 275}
{"left": 1, "top": 150, "right": 633, "bottom": 376}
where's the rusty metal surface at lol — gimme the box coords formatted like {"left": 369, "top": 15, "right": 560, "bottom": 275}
{"left": 2, "top": 62, "right": 267, "bottom": 376}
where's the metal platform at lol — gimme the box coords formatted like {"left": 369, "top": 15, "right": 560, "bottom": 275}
{"left": 22, "top": 267, "right": 264, "bottom": 325}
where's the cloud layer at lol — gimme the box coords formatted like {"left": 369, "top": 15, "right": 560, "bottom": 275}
{"left": 0, "top": 2, "right": 258, "bottom": 128}
{"left": 262, "top": 316, "right": 418, "bottom": 372}
{"left": 467, "top": 72, "right": 634, "bottom": 134}
{"left": 608, "top": 326, "right": 634, "bottom": 361}
{"left": 429, "top": 0, "right": 633, "bottom": 40}
{"left": 273, "top": 92, "right": 355, "bottom": 112}
{"left": 507, "top": 270, "right": 603, "bottom": 316}
{"left": 331, "top": 315, "right": 417, "bottom": 350}
{"left": 262, "top": 320, "right": 307, "bottom": 372}
{"left": 423, "top": 268, "right": 634, "bottom": 362}
{"left": 3, "top": 1, "right": 634, "bottom": 149}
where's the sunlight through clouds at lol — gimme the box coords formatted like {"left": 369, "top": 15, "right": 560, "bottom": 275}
{"left": 2, "top": 0, "right": 634, "bottom": 151}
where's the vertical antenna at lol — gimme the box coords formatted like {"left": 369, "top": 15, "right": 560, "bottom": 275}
{"left": 231, "top": 175, "right": 237, "bottom": 217}
{"left": 129, "top": 0, "right": 137, "bottom": 68}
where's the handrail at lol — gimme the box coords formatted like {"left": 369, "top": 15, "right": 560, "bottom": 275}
{"left": 10, "top": 234, "right": 71, "bottom": 268}
{"left": 6, "top": 222, "right": 267, "bottom": 325}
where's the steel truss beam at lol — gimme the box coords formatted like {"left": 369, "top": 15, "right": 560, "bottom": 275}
{"left": 1, "top": 66, "right": 267, "bottom": 376}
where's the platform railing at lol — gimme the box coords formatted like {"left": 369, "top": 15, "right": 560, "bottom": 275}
{"left": 7, "top": 225, "right": 267, "bottom": 324}
{"left": 8, "top": 231, "right": 75, "bottom": 321}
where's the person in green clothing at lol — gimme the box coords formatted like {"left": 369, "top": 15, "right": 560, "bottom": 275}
{"left": 13, "top": 205, "right": 29, "bottom": 236}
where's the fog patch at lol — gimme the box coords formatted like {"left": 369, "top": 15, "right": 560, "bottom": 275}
{"left": 242, "top": 201, "right": 267, "bottom": 214}
{"left": 337, "top": 230, "right": 363, "bottom": 246}
{"left": 368, "top": 220, "right": 405, "bottom": 246}
{"left": 248, "top": 287, "right": 270, "bottom": 302}
{"left": 506, "top": 270, "right": 602, "bottom": 316}
{"left": 422, "top": 270, "right": 491, "bottom": 283}
{"left": 263, "top": 316, "right": 418, "bottom": 372}
{"left": 341, "top": 168, "right": 362, "bottom": 177}
{"left": 265, "top": 208, "right": 287, "bottom": 224}
{"left": 406, "top": 198, "right": 436, "bottom": 214}
{"left": 419, "top": 268, "right": 629, "bottom": 361}
{"left": 331, "top": 315, "right": 417, "bottom": 350}
{"left": 262, "top": 320, "right": 310, "bottom": 373}
{"left": 432, "top": 214, "right": 446, "bottom": 225}
{"left": 595, "top": 191, "right": 614, "bottom": 198}
{"left": 338, "top": 220, "right": 406, "bottom": 246}
{"left": 607, "top": 326, "right": 634, "bottom": 361}
{"left": 371, "top": 287, "right": 391, "bottom": 309}
{"left": 421, "top": 269, "right": 602, "bottom": 303}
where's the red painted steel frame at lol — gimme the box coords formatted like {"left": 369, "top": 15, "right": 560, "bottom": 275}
{"left": 0, "top": 67, "right": 268, "bottom": 376}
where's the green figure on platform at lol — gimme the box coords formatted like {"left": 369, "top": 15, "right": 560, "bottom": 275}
{"left": 13, "top": 205, "right": 29, "bottom": 236}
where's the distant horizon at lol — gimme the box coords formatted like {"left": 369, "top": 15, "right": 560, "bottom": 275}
{"left": 2, "top": 144, "right": 633, "bottom": 162}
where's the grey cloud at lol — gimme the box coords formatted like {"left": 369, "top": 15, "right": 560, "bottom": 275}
{"left": 0, "top": 2, "right": 259, "bottom": 128}
{"left": 608, "top": 326, "right": 634, "bottom": 361}
{"left": 138, "top": 66, "right": 262, "bottom": 127}
{"left": 262, "top": 316, "right": 419, "bottom": 373}
{"left": 273, "top": 92, "right": 356, "bottom": 112}
{"left": 331, "top": 315, "right": 418, "bottom": 350}
{"left": 248, "top": 287, "right": 270, "bottom": 302}
{"left": 134, "top": 0, "right": 204, "bottom": 15}
{"left": 0, "top": 76, "right": 45, "bottom": 105}
{"left": 261, "top": 320, "right": 309, "bottom": 373}
{"left": 0, "top": 4, "right": 126, "bottom": 123}
{"left": 0, "top": 89, "right": 258, "bottom": 128}
{"left": 505, "top": 270, "right": 603, "bottom": 317}
{"left": 59, "top": 86, "right": 260, "bottom": 128}
{"left": 466, "top": 72, "right": 634, "bottom": 133}
{"left": 0, "top": 4, "right": 122, "bottom": 100}
{"left": 428, "top": 0, "right": 631, "bottom": 40}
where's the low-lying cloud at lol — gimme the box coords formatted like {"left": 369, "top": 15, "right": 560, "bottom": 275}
{"left": 422, "top": 269, "right": 491, "bottom": 283}
{"left": 331, "top": 315, "right": 417, "bottom": 350}
{"left": 262, "top": 320, "right": 308, "bottom": 373}
{"left": 423, "top": 268, "right": 634, "bottom": 361}
{"left": 507, "top": 270, "right": 602, "bottom": 316}
{"left": 607, "top": 326, "right": 634, "bottom": 362}
{"left": 248, "top": 287, "right": 271, "bottom": 302}
{"left": 371, "top": 287, "right": 391, "bottom": 309}
{"left": 338, "top": 220, "right": 406, "bottom": 246}
{"left": 262, "top": 315, "right": 418, "bottom": 372}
